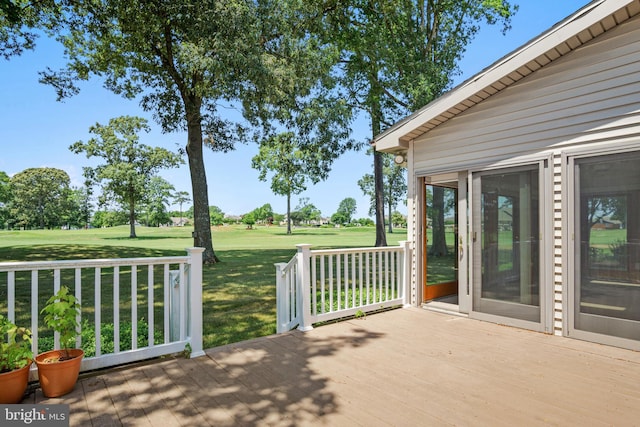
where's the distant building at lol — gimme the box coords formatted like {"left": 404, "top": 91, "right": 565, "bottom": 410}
{"left": 170, "top": 217, "right": 189, "bottom": 227}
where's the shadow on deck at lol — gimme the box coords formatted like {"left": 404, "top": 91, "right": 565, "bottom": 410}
{"left": 25, "top": 307, "right": 640, "bottom": 426}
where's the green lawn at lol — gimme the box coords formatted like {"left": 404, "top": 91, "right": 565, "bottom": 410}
{"left": 0, "top": 225, "right": 405, "bottom": 349}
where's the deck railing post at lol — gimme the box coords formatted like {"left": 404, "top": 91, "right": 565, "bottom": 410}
{"left": 275, "top": 262, "right": 287, "bottom": 334}
{"left": 399, "top": 241, "right": 412, "bottom": 307}
{"left": 186, "top": 247, "right": 205, "bottom": 358}
{"left": 296, "top": 244, "right": 313, "bottom": 331}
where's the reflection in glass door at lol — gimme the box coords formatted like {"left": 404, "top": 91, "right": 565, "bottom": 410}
{"left": 574, "top": 153, "right": 640, "bottom": 341}
{"left": 424, "top": 184, "right": 458, "bottom": 302}
{"left": 472, "top": 166, "right": 540, "bottom": 322}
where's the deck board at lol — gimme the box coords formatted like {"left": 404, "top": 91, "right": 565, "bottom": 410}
{"left": 26, "top": 307, "right": 640, "bottom": 426}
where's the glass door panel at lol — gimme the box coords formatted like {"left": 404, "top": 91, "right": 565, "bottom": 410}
{"left": 424, "top": 184, "right": 458, "bottom": 301}
{"left": 574, "top": 153, "right": 640, "bottom": 341}
{"left": 472, "top": 166, "right": 540, "bottom": 322}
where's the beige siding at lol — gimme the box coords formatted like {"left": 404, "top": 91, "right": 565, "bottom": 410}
{"left": 412, "top": 14, "right": 640, "bottom": 175}
{"left": 410, "top": 15, "right": 640, "bottom": 334}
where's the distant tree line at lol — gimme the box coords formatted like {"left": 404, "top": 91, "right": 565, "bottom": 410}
{"left": 0, "top": 164, "right": 407, "bottom": 232}
{"left": 0, "top": 166, "right": 187, "bottom": 231}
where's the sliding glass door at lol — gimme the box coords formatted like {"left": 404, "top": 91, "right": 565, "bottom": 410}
{"left": 472, "top": 165, "right": 541, "bottom": 323}
{"left": 573, "top": 152, "right": 640, "bottom": 342}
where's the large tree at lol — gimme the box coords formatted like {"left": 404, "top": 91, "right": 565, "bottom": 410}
{"left": 9, "top": 167, "right": 71, "bottom": 229}
{"left": 252, "top": 132, "right": 341, "bottom": 234}
{"left": 142, "top": 176, "right": 175, "bottom": 227}
{"left": 70, "top": 116, "right": 183, "bottom": 238}
{"left": 249, "top": 3, "right": 355, "bottom": 235}
{"left": 291, "top": 197, "right": 322, "bottom": 226}
{"left": 252, "top": 133, "right": 304, "bottom": 234}
{"left": 322, "top": 0, "right": 516, "bottom": 246}
{"left": 92, "top": 209, "right": 128, "bottom": 228}
{"left": 359, "top": 152, "right": 407, "bottom": 233}
{"left": 38, "top": 0, "right": 352, "bottom": 263}
{"left": 208, "top": 205, "right": 225, "bottom": 226}
{"left": 39, "top": 1, "right": 261, "bottom": 262}
{"left": 64, "top": 186, "right": 93, "bottom": 229}
{"left": 172, "top": 190, "right": 190, "bottom": 224}
{"left": 332, "top": 197, "right": 358, "bottom": 225}
{"left": 251, "top": 203, "right": 275, "bottom": 225}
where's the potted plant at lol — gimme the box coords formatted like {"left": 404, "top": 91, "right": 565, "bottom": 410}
{"left": 35, "top": 286, "right": 84, "bottom": 398}
{"left": 0, "top": 315, "right": 33, "bottom": 403}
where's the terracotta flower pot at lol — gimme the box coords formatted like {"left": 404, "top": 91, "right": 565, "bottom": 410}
{"left": 0, "top": 361, "right": 32, "bottom": 403}
{"left": 35, "top": 349, "right": 84, "bottom": 398}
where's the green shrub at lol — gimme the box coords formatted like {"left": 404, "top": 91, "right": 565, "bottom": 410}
{"left": 39, "top": 318, "right": 163, "bottom": 357}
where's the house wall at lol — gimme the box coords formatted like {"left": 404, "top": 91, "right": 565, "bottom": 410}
{"left": 408, "top": 14, "right": 640, "bottom": 337}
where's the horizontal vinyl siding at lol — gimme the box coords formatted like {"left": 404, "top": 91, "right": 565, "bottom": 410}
{"left": 412, "top": 14, "right": 640, "bottom": 174}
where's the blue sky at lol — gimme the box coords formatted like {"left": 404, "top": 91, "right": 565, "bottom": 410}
{"left": 0, "top": 1, "right": 591, "bottom": 218}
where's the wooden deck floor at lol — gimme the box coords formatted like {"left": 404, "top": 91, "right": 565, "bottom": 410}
{"left": 25, "top": 307, "right": 640, "bottom": 426}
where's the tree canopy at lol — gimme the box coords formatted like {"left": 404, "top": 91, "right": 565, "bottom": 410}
{"left": 252, "top": 132, "right": 347, "bottom": 234}
{"left": 70, "top": 115, "right": 183, "bottom": 238}
{"left": 3, "top": 0, "right": 516, "bottom": 245}
{"left": 35, "top": 0, "right": 354, "bottom": 263}
{"left": 250, "top": 203, "right": 275, "bottom": 225}
{"left": 64, "top": 186, "right": 93, "bottom": 229}
{"left": 0, "top": 0, "right": 60, "bottom": 59}
{"left": 9, "top": 167, "right": 72, "bottom": 229}
{"left": 321, "top": 0, "right": 516, "bottom": 245}
{"left": 209, "top": 205, "right": 225, "bottom": 226}
{"left": 141, "top": 176, "right": 175, "bottom": 227}
{"left": 173, "top": 190, "right": 190, "bottom": 222}
{"left": 331, "top": 197, "right": 357, "bottom": 225}
{"left": 359, "top": 151, "right": 407, "bottom": 233}
{"left": 291, "top": 197, "right": 322, "bottom": 226}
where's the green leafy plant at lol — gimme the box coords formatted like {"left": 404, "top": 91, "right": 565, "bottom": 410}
{"left": 39, "top": 319, "right": 164, "bottom": 357}
{"left": 0, "top": 315, "right": 33, "bottom": 373}
{"left": 182, "top": 343, "right": 192, "bottom": 359}
{"left": 40, "top": 286, "right": 80, "bottom": 360}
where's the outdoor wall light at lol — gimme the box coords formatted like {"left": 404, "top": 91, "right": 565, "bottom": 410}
{"left": 393, "top": 154, "right": 406, "bottom": 165}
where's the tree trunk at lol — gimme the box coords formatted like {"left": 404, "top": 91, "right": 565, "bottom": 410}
{"left": 372, "top": 93, "right": 387, "bottom": 247}
{"left": 185, "top": 102, "right": 218, "bottom": 264}
{"left": 374, "top": 149, "right": 387, "bottom": 246}
{"left": 387, "top": 195, "right": 393, "bottom": 234}
{"left": 286, "top": 191, "right": 292, "bottom": 235}
{"left": 429, "top": 186, "right": 448, "bottom": 256}
{"left": 129, "top": 194, "right": 137, "bottom": 238}
{"left": 370, "top": 67, "right": 387, "bottom": 247}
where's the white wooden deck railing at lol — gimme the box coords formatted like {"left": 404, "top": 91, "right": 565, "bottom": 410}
{"left": 275, "top": 242, "right": 410, "bottom": 333}
{"left": 0, "top": 247, "right": 205, "bottom": 378}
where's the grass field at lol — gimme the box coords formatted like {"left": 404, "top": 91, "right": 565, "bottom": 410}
{"left": 0, "top": 225, "right": 405, "bottom": 349}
